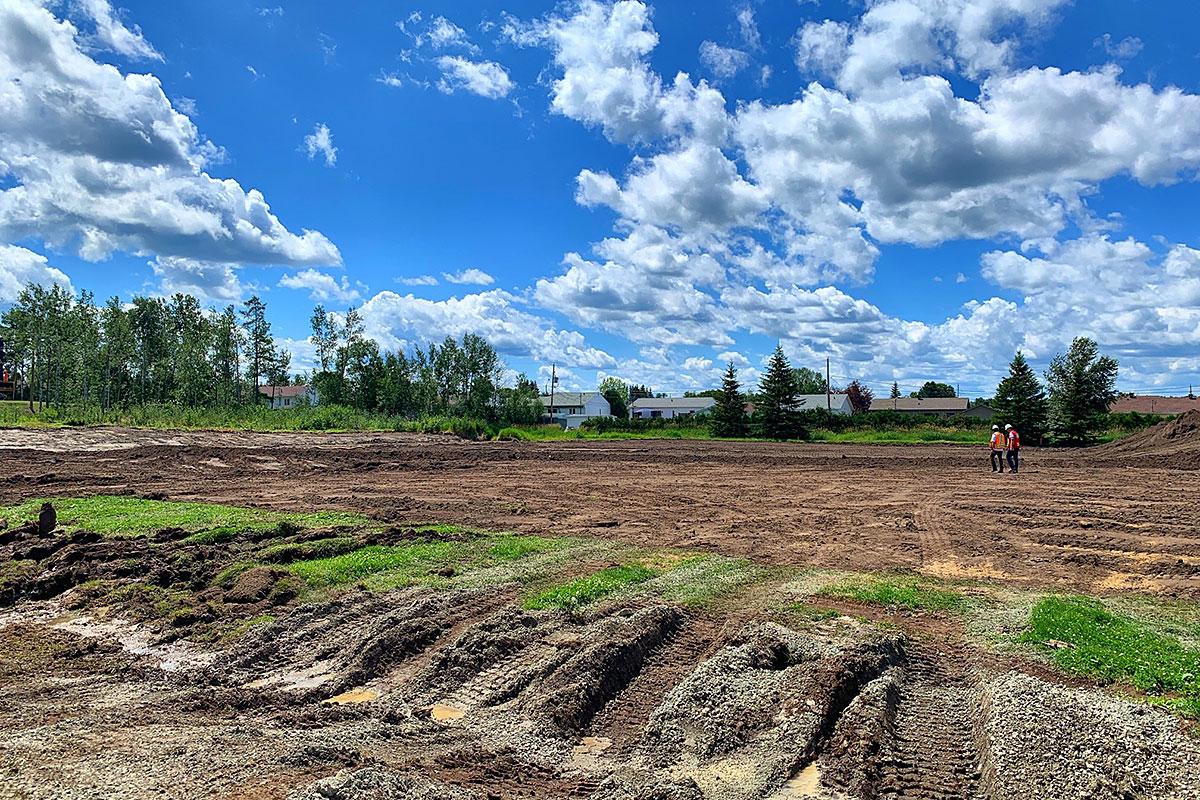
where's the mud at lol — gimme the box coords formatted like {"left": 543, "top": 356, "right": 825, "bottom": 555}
{"left": 2, "top": 427, "right": 1199, "bottom": 598}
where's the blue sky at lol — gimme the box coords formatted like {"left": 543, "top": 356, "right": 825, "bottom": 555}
{"left": 2, "top": 0, "right": 1200, "bottom": 398}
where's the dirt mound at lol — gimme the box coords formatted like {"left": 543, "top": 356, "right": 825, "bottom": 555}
{"left": 1103, "top": 409, "right": 1200, "bottom": 468}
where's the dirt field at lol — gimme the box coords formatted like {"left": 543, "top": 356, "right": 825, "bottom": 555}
{"left": 2, "top": 426, "right": 1198, "bottom": 598}
{"left": 1, "top": 426, "right": 1199, "bottom": 800}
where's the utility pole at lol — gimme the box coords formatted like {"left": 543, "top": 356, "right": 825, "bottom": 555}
{"left": 549, "top": 363, "right": 557, "bottom": 425}
{"left": 826, "top": 357, "right": 831, "bottom": 410}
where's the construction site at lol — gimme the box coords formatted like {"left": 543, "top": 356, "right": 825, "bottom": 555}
{"left": 1, "top": 415, "right": 1198, "bottom": 800}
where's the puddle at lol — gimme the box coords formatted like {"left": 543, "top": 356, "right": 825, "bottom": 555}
{"left": 244, "top": 664, "right": 335, "bottom": 691}
{"left": 430, "top": 703, "right": 466, "bottom": 721}
{"left": 776, "top": 763, "right": 822, "bottom": 798}
{"left": 323, "top": 688, "right": 379, "bottom": 705}
{"left": 573, "top": 736, "right": 612, "bottom": 755}
{"left": 48, "top": 611, "right": 214, "bottom": 672}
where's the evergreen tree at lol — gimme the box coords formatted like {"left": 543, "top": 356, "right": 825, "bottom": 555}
{"left": 890, "top": 382, "right": 900, "bottom": 399}
{"left": 993, "top": 351, "right": 1049, "bottom": 442}
{"left": 240, "top": 295, "right": 276, "bottom": 399}
{"left": 711, "top": 362, "right": 748, "bottom": 437}
{"left": 757, "top": 345, "right": 805, "bottom": 440}
{"left": 1045, "top": 337, "right": 1118, "bottom": 445}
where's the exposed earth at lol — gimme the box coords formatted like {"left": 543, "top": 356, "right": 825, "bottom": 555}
{"left": 0, "top": 422, "right": 1198, "bottom": 799}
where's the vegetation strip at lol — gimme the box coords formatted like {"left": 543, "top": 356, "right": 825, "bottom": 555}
{"left": 0, "top": 495, "right": 369, "bottom": 539}
{"left": 819, "top": 575, "right": 969, "bottom": 612}
{"left": 1022, "top": 595, "right": 1200, "bottom": 716}
{"left": 524, "top": 564, "right": 657, "bottom": 610}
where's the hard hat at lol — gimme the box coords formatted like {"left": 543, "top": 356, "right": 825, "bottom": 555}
{"left": 992, "top": 425, "right": 999, "bottom": 430}
{"left": 1005, "top": 424, "right": 1013, "bottom": 429}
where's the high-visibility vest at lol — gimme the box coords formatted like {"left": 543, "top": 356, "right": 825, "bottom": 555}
{"left": 990, "top": 432, "right": 1004, "bottom": 450}
{"left": 1007, "top": 430, "right": 1020, "bottom": 449}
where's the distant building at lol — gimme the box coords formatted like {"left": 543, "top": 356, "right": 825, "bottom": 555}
{"left": 869, "top": 397, "right": 969, "bottom": 417}
{"left": 1110, "top": 396, "right": 1200, "bottom": 416}
{"left": 259, "top": 384, "right": 318, "bottom": 409}
{"left": 630, "top": 396, "right": 716, "bottom": 419}
{"left": 742, "top": 394, "right": 853, "bottom": 416}
{"left": 540, "top": 392, "right": 611, "bottom": 429}
{"left": 961, "top": 403, "right": 996, "bottom": 420}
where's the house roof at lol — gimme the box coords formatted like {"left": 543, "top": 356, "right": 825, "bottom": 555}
{"left": 869, "top": 397, "right": 969, "bottom": 412}
{"left": 1110, "top": 396, "right": 1200, "bottom": 415}
{"left": 630, "top": 396, "right": 716, "bottom": 410}
{"left": 540, "top": 392, "right": 600, "bottom": 407}
{"left": 259, "top": 384, "right": 311, "bottom": 398}
{"left": 794, "top": 393, "right": 851, "bottom": 410}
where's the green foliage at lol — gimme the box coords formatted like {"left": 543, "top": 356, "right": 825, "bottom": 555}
{"left": 1045, "top": 337, "right": 1119, "bottom": 445}
{"left": 822, "top": 575, "right": 968, "bottom": 611}
{"left": 993, "top": 351, "right": 1049, "bottom": 442}
{"left": 710, "top": 362, "right": 748, "bottom": 438}
{"left": 598, "top": 376, "right": 630, "bottom": 419}
{"left": 757, "top": 345, "right": 806, "bottom": 440}
{"left": 524, "top": 564, "right": 657, "bottom": 610}
{"left": 1023, "top": 596, "right": 1200, "bottom": 716}
{"left": 487, "top": 535, "right": 562, "bottom": 561}
{"left": 917, "top": 381, "right": 957, "bottom": 398}
{"left": 793, "top": 367, "right": 828, "bottom": 395}
{"left": 0, "top": 495, "right": 369, "bottom": 539}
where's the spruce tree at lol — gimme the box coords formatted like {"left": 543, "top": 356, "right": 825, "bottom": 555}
{"left": 890, "top": 382, "right": 900, "bottom": 399}
{"left": 1045, "top": 337, "right": 1118, "bottom": 445}
{"left": 993, "top": 351, "right": 1049, "bottom": 442}
{"left": 711, "top": 362, "right": 748, "bottom": 437}
{"left": 758, "top": 345, "right": 804, "bottom": 440}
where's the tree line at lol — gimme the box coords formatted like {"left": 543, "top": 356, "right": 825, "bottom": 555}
{"left": 701, "top": 338, "right": 1120, "bottom": 444}
{"left": 0, "top": 284, "right": 542, "bottom": 425}
{"left": 0, "top": 284, "right": 285, "bottom": 410}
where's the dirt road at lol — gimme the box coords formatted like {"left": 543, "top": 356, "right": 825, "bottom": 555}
{"left": 2, "top": 427, "right": 1197, "bottom": 598}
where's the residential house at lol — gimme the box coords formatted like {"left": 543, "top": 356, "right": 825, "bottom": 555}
{"left": 630, "top": 396, "right": 716, "bottom": 419}
{"left": 259, "top": 384, "right": 318, "bottom": 409}
{"left": 1110, "top": 395, "right": 1200, "bottom": 416}
{"left": 869, "top": 397, "right": 969, "bottom": 417}
{"left": 961, "top": 403, "right": 996, "bottom": 420}
{"left": 742, "top": 394, "right": 853, "bottom": 416}
{"left": 540, "top": 392, "right": 611, "bottom": 429}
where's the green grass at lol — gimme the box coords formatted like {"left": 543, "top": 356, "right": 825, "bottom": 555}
{"left": 648, "top": 554, "right": 773, "bottom": 607}
{"left": 524, "top": 563, "right": 657, "bottom": 610}
{"left": 820, "top": 575, "right": 969, "bottom": 612}
{"left": 808, "top": 428, "right": 983, "bottom": 444}
{"left": 1022, "top": 595, "right": 1200, "bottom": 716}
{"left": 0, "top": 496, "right": 371, "bottom": 539}
{"left": 288, "top": 541, "right": 465, "bottom": 588}
{"left": 258, "top": 536, "right": 359, "bottom": 563}
{"left": 283, "top": 533, "right": 564, "bottom": 592}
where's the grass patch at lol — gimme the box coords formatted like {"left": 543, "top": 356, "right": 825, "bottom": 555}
{"left": 258, "top": 536, "right": 359, "bottom": 563}
{"left": 0, "top": 495, "right": 371, "bottom": 539}
{"left": 524, "top": 563, "right": 657, "bottom": 610}
{"left": 1022, "top": 595, "right": 1200, "bottom": 717}
{"left": 487, "top": 535, "right": 562, "bottom": 562}
{"left": 288, "top": 542, "right": 465, "bottom": 588}
{"left": 648, "top": 554, "right": 773, "bottom": 607}
{"left": 808, "top": 428, "right": 983, "bottom": 444}
{"left": 820, "top": 575, "right": 968, "bottom": 612}
{"left": 785, "top": 601, "right": 842, "bottom": 622}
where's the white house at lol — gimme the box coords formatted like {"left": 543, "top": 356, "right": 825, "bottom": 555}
{"left": 796, "top": 394, "right": 853, "bottom": 416}
{"left": 540, "top": 392, "right": 611, "bottom": 429}
{"left": 259, "top": 384, "right": 318, "bottom": 409}
{"left": 630, "top": 396, "right": 716, "bottom": 419}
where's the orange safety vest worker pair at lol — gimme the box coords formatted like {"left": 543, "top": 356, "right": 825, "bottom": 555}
{"left": 990, "top": 424, "right": 1021, "bottom": 473}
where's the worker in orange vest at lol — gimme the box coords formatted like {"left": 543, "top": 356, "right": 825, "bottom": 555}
{"left": 989, "top": 424, "right": 1006, "bottom": 473}
{"left": 1005, "top": 423, "right": 1020, "bottom": 474}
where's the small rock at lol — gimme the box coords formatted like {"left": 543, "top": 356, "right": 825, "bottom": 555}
{"left": 37, "top": 502, "right": 56, "bottom": 535}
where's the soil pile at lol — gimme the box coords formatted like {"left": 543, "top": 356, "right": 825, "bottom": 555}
{"left": 1103, "top": 409, "right": 1200, "bottom": 468}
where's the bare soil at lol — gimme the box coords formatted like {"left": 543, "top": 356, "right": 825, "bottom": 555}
{"left": 1, "top": 426, "right": 1199, "bottom": 800}
{"left": 2, "top": 427, "right": 1198, "bottom": 598}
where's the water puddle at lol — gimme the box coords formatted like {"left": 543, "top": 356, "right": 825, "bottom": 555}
{"left": 573, "top": 736, "right": 612, "bottom": 755}
{"left": 323, "top": 688, "right": 379, "bottom": 705}
{"left": 430, "top": 703, "right": 466, "bottom": 722}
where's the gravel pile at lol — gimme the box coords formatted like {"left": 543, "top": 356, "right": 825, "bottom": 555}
{"left": 979, "top": 672, "right": 1200, "bottom": 800}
